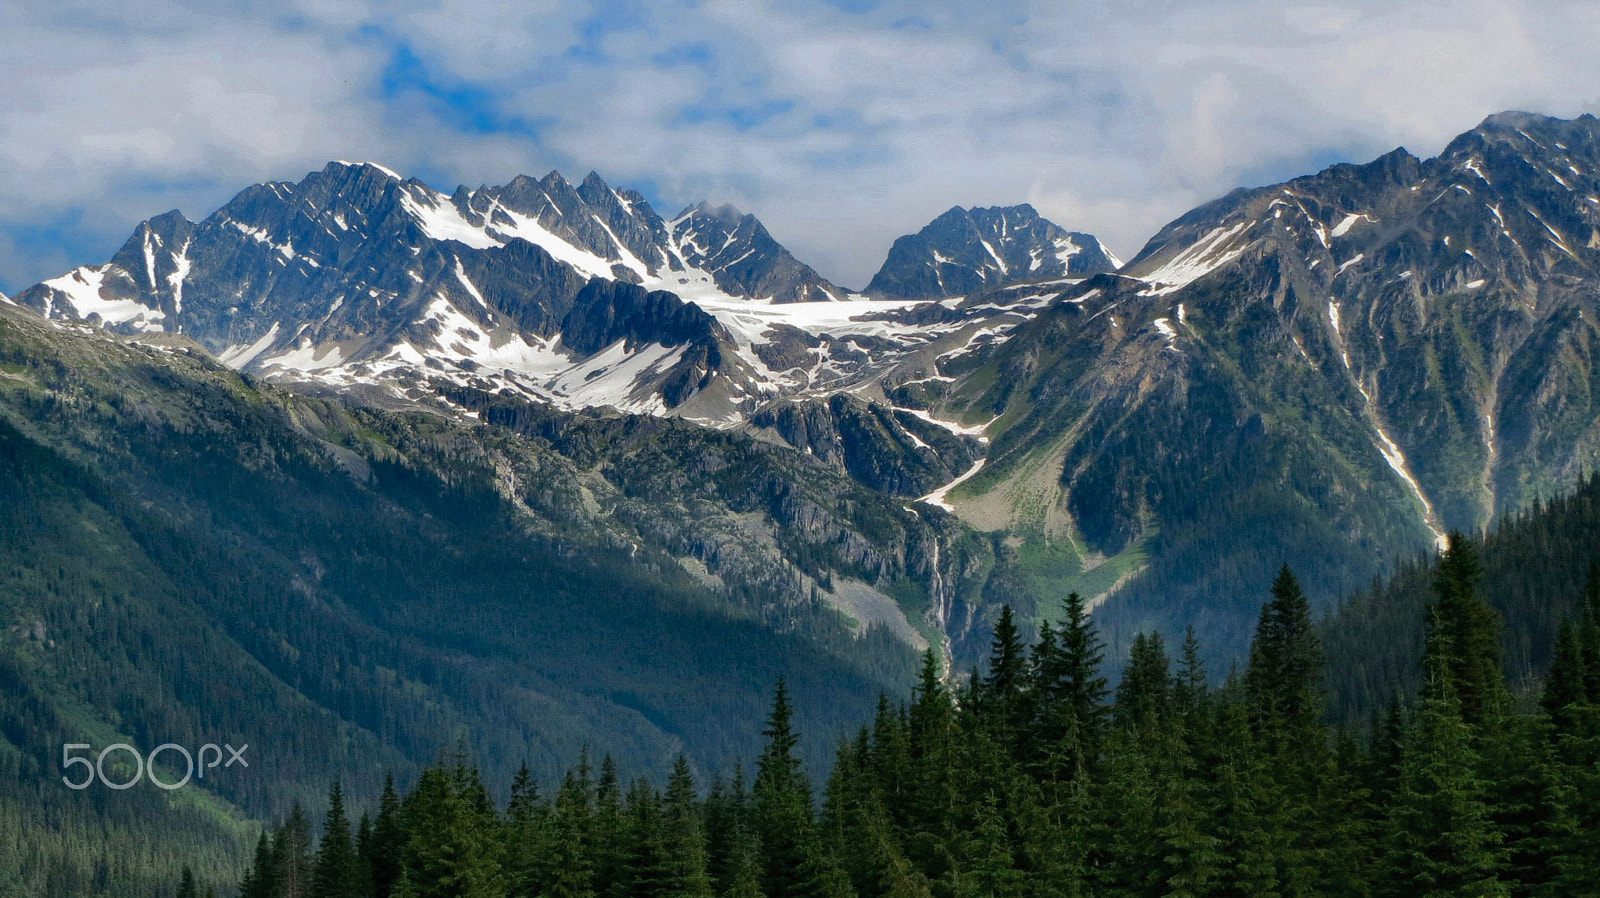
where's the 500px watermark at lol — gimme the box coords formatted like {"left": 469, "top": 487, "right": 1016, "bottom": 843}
{"left": 61, "top": 742, "right": 248, "bottom": 790}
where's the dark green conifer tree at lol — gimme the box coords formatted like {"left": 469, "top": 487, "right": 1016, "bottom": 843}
{"left": 539, "top": 765, "right": 598, "bottom": 898}
{"left": 274, "top": 805, "right": 314, "bottom": 898}
{"left": 906, "top": 648, "right": 957, "bottom": 865}
{"left": 1201, "top": 702, "right": 1283, "bottom": 898}
{"left": 1551, "top": 711, "right": 1600, "bottom": 893}
{"left": 1094, "top": 723, "right": 1202, "bottom": 897}
{"left": 1548, "top": 574, "right": 1600, "bottom": 896}
{"left": 908, "top": 649, "right": 953, "bottom": 750}
{"left": 1243, "top": 565, "right": 1352, "bottom": 896}
{"left": 506, "top": 764, "right": 539, "bottom": 828}
{"left": 1030, "top": 593, "right": 1108, "bottom": 781}
{"left": 594, "top": 756, "right": 628, "bottom": 898}
{"left": 1100, "top": 635, "right": 1218, "bottom": 897}
{"left": 754, "top": 679, "right": 813, "bottom": 898}
{"left": 1368, "top": 698, "right": 1405, "bottom": 799}
{"left": 624, "top": 778, "right": 671, "bottom": 898}
{"left": 953, "top": 796, "right": 1025, "bottom": 898}
{"left": 1244, "top": 565, "right": 1324, "bottom": 741}
{"left": 355, "top": 815, "right": 375, "bottom": 896}
{"left": 1482, "top": 717, "right": 1568, "bottom": 898}
{"left": 311, "top": 781, "right": 367, "bottom": 898}
{"left": 977, "top": 606, "right": 1029, "bottom": 749}
{"left": 401, "top": 764, "right": 505, "bottom": 898}
{"left": 868, "top": 697, "right": 912, "bottom": 828}
{"left": 1173, "top": 625, "right": 1208, "bottom": 721}
{"left": 1579, "top": 560, "right": 1600, "bottom": 702}
{"left": 1544, "top": 623, "right": 1588, "bottom": 732}
{"left": 724, "top": 821, "right": 766, "bottom": 898}
{"left": 1427, "top": 534, "right": 1508, "bottom": 728}
{"left": 790, "top": 842, "right": 856, "bottom": 898}
{"left": 663, "top": 756, "right": 716, "bottom": 898}
{"left": 1022, "top": 619, "right": 1057, "bottom": 741}
{"left": 371, "top": 774, "right": 406, "bottom": 898}
{"left": 1114, "top": 632, "right": 1173, "bottom": 732}
{"left": 817, "top": 736, "right": 869, "bottom": 893}
{"left": 1382, "top": 662, "right": 1506, "bottom": 897}
{"left": 503, "top": 764, "right": 545, "bottom": 898}
{"left": 702, "top": 766, "right": 748, "bottom": 892}
{"left": 822, "top": 729, "right": 925, "bottom": 898}
{"left": 240, "top": 833, "right": 279, "bottom": 898}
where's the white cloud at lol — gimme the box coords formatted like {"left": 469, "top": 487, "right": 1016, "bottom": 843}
{"left": 3, "top": 0, "right": 1600, "bottom": 292}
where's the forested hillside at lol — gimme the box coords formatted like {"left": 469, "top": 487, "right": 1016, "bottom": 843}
{"left": 0, "top": 306, "right": 947, "bottom": 895}
{"left": 1326, "top": 472, "right": 1600, "bottom": 723}
{"left": 224, "top": 546, "right": 1600, "bottom": 898}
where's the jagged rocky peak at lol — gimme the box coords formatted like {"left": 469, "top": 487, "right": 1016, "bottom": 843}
{"left": 440, "top": 168, "right": 674, "bottom": 282}
{"left": 233, "top": 161, "right": 409, "bottom": 231}
{"left": 670, "top": 201, "right": 848, "bottom": 303}
{"left": 866, "top": 203, "right": 1120, "bottom": 298}
{"left": 11, "top": 158, "right": 875, "bottom": 421}
{"left": 105, "top": 210, "right": 195, "bottom": 301}
{"left": 17, "top": 157, "right": 850, "bottom": 343}
{"left": 1119, "top": 110, "right": 1600, "bottom": 299}
{"left": 1468, "top": 109, "right": 1600, "bottom": 142}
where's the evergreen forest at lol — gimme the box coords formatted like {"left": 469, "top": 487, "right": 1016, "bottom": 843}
{"left": 225, "top": 537, "right": 1600, "bottom": 898}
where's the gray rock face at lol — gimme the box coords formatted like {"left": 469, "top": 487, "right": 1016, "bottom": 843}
{"left": 747, "top": 394, "right": 982, "bottom": 497}
{"left": 670, "top": 202, "right": 846, "bottom": 303}
{"left": 866, "top": 204, "right": 1120, "bottom": 298}
{"left": 560, "top": 280, "right": 728, "bottom": 407}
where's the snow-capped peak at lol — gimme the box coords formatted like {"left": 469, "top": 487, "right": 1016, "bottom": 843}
{"left": 867, "top": 204, "right": 1118, "bottom": 298}
{"left": 333, "top": 160, "right": 404, "bottom": 180}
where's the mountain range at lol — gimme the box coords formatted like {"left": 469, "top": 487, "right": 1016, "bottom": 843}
{"left": 926, "top": 110, "right": 1600, "bottom": 653}
{"left": 6, "top": 110, "right": 1600, "bottom": 816}
{"left": 14, "top": 111, "right": 1600, "bottom": 661}
{"left": 13, "top": 163, "right": 1065, "bottom": 431}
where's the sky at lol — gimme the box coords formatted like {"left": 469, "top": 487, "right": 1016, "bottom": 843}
{"left": 3, "top": 0, "right": 1600, "bottom": 295}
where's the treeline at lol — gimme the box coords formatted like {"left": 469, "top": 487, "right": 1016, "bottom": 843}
{"left": 1326, "top": 470, "right": 1600, "bottom": 724}
{"left": 230, "top": 535, "right": 1600, "bottom": 896}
